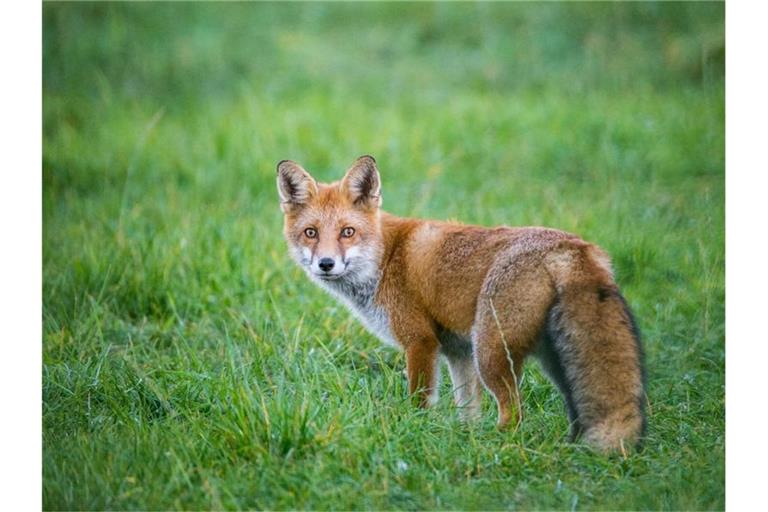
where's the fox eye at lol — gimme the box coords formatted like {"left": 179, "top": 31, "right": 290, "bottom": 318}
{"left": 341, "top": 227, "right": 355, "bottom": 238}
{"left": 304, "top": 227, "right": 318, "bottom": 238}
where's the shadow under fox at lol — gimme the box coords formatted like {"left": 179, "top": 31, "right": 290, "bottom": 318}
{"left": 277, "top": 155, "right": 646, "bottom": 452}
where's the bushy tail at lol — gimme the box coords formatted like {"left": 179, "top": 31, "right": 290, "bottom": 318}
{"left": 542, "top": 244, "right": 646, "bottom": 452}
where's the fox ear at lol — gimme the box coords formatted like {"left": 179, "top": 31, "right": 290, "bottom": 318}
{"left": 276, "top": 160, "right": 317, "bottom": 213}
{"left": 342, "top": 155, "right": 381, "bottom": 209}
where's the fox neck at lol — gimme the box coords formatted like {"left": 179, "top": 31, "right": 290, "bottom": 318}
{"left": 316, "top": 270, "right": 380, "bottom": 310}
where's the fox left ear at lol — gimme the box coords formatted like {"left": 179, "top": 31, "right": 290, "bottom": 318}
{"left": 342, "top": 155, "right": 382, "bottom": 209}
{"left": 276, "top": 160, "right": 318, "bottom": 213}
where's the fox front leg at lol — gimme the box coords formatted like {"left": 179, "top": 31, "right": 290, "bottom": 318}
{"left": 404, "top": 337, "right": 440, "bottom": 408}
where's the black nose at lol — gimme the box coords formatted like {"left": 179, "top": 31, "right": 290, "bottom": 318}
{"left": 318, "top": 258, "right": 335, "bottom": 272}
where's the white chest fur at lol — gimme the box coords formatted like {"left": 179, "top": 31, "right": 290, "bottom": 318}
{"left": 314, "top": 274, "right": 399, "bottom": 348}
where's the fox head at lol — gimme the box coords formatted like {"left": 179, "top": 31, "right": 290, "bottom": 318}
{"left": 277, "top": 155, "right": 383, "bottom": 285}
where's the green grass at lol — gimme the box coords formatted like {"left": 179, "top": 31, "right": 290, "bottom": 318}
{"left": 43, "top": 3, "right": 724, "bottom": 510}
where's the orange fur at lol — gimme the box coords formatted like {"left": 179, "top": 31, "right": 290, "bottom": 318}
{"left": 277, "top": 156, "right": 646, "bottom": 452}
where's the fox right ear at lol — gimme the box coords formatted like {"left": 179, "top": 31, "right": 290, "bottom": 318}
{"left": 342, "top": 155, "right": 381, "bottom": 209}
{"left": 276, "top": 160, "right": 317, "bottom": 213}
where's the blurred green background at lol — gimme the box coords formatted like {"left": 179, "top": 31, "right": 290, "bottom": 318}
{"left": 43, "top": 3, "right": 724, "bottom": 510}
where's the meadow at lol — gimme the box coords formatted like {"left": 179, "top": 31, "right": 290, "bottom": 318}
{"left": 43, "top": 3, "right": 724, "bottom": 510}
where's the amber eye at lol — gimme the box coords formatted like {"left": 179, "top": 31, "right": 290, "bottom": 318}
{"left": 304, "top": 227, "right": 318, "bottom": 238}
{"left": 341, "top": 227, "right": 355, "bottom": 238}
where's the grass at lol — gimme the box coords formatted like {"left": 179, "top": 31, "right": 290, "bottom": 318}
{"left": 43, "top": 3, "right": 724, "bottom": 510}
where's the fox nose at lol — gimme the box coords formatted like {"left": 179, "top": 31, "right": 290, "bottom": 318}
{"left": 318, "top": 258, "right": 335, "bottom": 272}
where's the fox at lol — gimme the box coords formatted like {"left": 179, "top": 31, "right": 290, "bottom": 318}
{"left": 276, "top": 155, "right": 646, "bottom": 452}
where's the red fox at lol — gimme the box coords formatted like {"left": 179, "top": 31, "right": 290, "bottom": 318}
{"left": 277, "top": 155, "right": 646, "bottom": 452}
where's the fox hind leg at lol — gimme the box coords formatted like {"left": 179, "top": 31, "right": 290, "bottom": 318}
{"left": 473, "top": 337, "right": 525, "bottom": 431}
{"left": 472, "top": 268, "right": 555, "bottom": 430}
